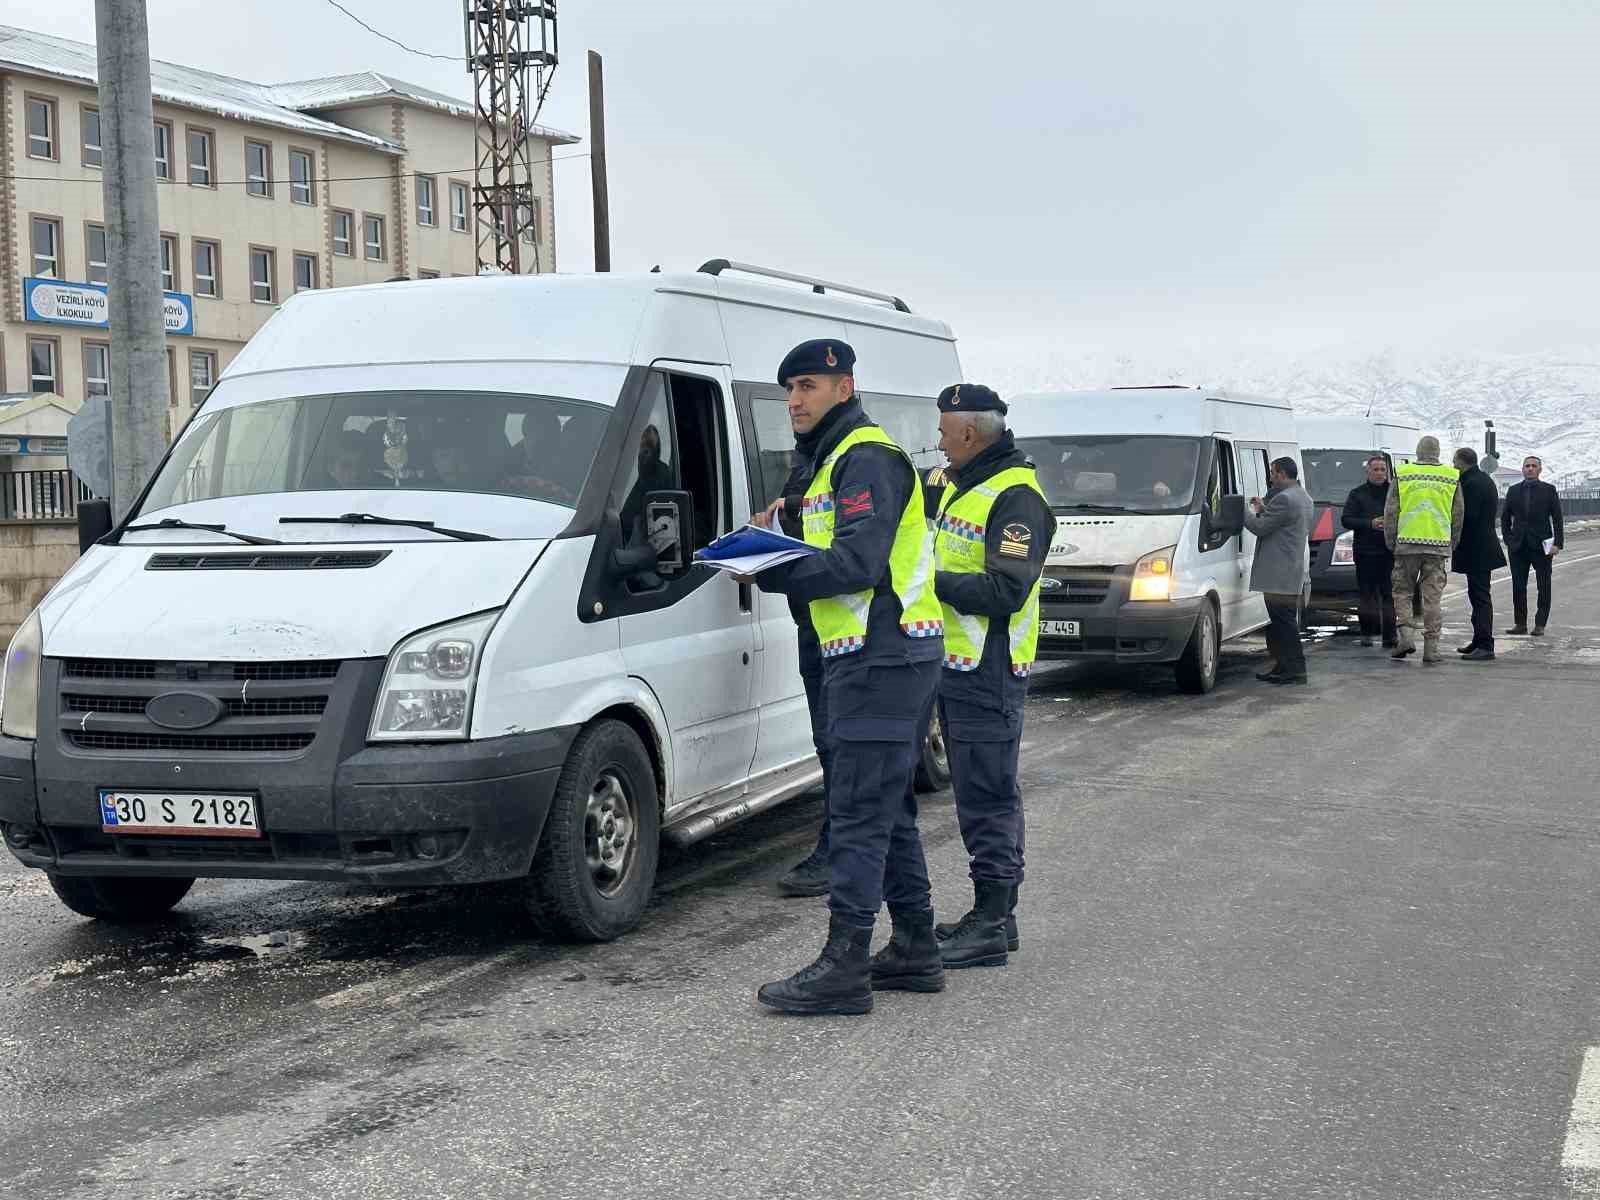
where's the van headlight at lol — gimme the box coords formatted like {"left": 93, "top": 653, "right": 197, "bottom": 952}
{"left": 369, "top": 611, "right": 499, "bottom": 742}
{"left": 1331, "top": 530, "right": 1355, "bottom": 565}
{"left": 1129, "top": 546, "right": 1176, "bottom": 602}
{"left": 0, "top": 609, "right": 42, "bottom": 741}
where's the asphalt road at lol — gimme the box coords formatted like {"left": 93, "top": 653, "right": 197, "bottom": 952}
{"left": 3, "top": 546, "right": 1600, "bottom": 1199}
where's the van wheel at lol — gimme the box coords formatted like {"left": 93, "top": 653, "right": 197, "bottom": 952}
{"left": 914, "top": 706, "right": 951, "bottom": 793}
{"left": 47, "top": 874, "right": 194, "bottom": 922}
{"left": 525, "top": 719, "right": 660, "bottom": 942}
{"left": 1175, "top": 602, "right": 1219, "bottom": 694}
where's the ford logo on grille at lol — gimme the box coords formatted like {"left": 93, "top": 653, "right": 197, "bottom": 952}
{"left": 1039, "top": 577, "right": 1063, "bottom": 591}
{"left": 145, "top": 691, "right": 225, "bottom": 730}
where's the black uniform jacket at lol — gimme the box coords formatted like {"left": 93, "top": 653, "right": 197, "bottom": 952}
{"left": 1340, "top": 479, "right": 1391, "bottom": 559}
{"left": 930, "top": 432, "right": 1056, "bottom": 712}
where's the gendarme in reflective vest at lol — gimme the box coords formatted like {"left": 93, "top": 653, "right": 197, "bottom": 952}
{"left": 800, "top": 425, "right": 943, "bottom": 658}
{"left": 935, "top": 466, "right": 1047, "bottom": 677}
{"left": 1394, "top": 460, "right": 1459, "bottom": 549}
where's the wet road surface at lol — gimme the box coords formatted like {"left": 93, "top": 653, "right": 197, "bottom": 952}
{"left": 3, "top": 547, "right": 1600, "bottom": 1198}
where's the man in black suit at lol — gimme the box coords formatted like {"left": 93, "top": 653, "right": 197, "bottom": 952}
{"left": 1501, "top": 455, "right": 1564, "bottom": 636}
{"left": 1451, "top": 447, "right": 1506, "bottom": 660}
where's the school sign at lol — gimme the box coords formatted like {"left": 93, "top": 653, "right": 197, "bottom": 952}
{"left": 23, "top": 278, "right": 194, "bottom": 337}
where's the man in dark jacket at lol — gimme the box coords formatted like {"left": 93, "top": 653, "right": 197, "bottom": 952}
{"left": 1340, "top": 455, "right": 1398, "bottom": 648}
{"left": 1501, "top": 455, "right": 1564, "bottom": 636}
{"left": 1451, "top": 447, "right": 1506, "bottom": 660}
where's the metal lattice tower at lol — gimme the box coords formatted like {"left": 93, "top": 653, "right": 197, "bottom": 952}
{"left": 465, "top": 0, "right": 558, "bottom": 274}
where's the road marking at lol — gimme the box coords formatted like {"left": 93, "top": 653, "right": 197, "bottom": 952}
{"left": 1565, "top": 1047, "right": 1600, "bottom": 1193}
{"left": 1440, "top": 550, "right": 1600, "bottom": 603}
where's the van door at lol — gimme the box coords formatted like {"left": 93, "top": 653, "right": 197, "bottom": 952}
{"left": 612, "top": 366, "right": 758, "bottom": 807}
{"left": 1234, "top": 443, "right": 1272, "bottom": 634}
{"left": 1198, "top": 437, "right": 1248, "bottom": 635}
{"left": 736, "top": 384, "right": 817, "bottom": 781}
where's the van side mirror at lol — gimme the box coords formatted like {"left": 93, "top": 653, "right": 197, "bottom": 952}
{"left": 609, "top": 490, "right": 696, "bottom": 582}
{"left": 77, "top": 499, "right": 112, "bottom": 553}
{"left": 1213, "top": 494, "right": 1246, "bottom": 539}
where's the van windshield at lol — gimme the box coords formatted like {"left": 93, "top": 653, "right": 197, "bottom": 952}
{"left": 140, "top": 389, "right": 611, "bottom": 514}
{"left": 1015, "top": 435, "right": 1202, "bottom": 513}
{"left": 1301, "top": 448, "right": 1375, "bottom": 504}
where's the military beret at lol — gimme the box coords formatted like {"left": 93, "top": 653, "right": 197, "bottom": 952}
{"left": 937, "top": 383, "right": 1006, "bottom": 415}
{"left": 778, "top": 339, "right": 856, "bottom": 385}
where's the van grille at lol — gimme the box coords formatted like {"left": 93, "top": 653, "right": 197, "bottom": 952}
{"left": 145, "top": 551, "right": 389, "bottom": 571}
{"left": 55, "top": 658, "right": 340, "bottom": 757}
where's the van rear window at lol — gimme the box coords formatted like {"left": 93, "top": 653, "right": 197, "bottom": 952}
{"left": 141, "top": 390, "right": 610, "bottom": 512}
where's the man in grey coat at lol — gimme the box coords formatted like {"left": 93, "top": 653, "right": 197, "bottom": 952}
{"left": 1245, "top": 456, "right": 1315, "bottom": 684}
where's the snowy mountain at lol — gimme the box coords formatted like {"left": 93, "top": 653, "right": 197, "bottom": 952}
{"left": 959, "top": 346, "right": 1600, "bottom": 488}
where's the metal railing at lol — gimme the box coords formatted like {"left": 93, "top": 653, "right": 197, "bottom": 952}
{"left": 1560, "top": 490, "right": 1600, "bottom": 517}
{"left": 0, "top": 470, "right": 94, "bottom": 521}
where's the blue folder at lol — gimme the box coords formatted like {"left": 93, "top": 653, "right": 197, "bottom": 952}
{"left": 694, "top": 524, "right": 817, "bottom": 562}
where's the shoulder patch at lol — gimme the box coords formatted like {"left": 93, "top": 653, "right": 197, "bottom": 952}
{"left": 998, "top": 521, "right": 1032, "bottom": 558}
{"left": 925, "top": 466, "right": 946, "bottom": 487}
{"left": 839, "top": 487, "right": 874, "bottom": 518}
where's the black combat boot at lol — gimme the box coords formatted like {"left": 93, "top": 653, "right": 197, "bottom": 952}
{"left": 936, "top": 883, "right": 1020, "bottom": 952}
{"left": 938, "top": 880, "right": 1011, "bottom": 969}
{"left": 757, "top": 917, "right": 873, "bottom": 1015}
{"left": 869, "top": 906, "right": 945, "bottom": 993}
{"left": 775, "top": 846, "right": 830, "bottom": 897}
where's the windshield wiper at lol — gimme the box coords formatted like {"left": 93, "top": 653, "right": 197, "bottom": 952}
{"left": 278, "top": 512, "right": 497, "bottom": 542}
{"left": 1053, "top": 503, "right": 1129, "bottom": 514}
{"left": 117, "top": 519, "right": 282, "bottom": 546}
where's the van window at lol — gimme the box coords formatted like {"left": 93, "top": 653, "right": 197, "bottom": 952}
{"left": 139, "top": 389, "right": 609, "bottom": 514}
{"left": 1200, "top": 438, "right": 1237, "bottom": 552}
{"left": 1300, "top": 447, "right": 1370, "bottom": 504}
{"left": 611, "top": 370, "right": 727, "bottom": 551}
{"left": 1016, "top": 435, "right": 1202, "bottom": 514}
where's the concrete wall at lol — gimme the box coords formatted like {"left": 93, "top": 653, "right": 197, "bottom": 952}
{"left": 0, "top": 518, "right": 74, "bottom": 643}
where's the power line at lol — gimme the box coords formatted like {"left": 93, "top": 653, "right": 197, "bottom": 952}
{"left": 318, "top": 0, "right": 459, "bottom": 62}
{"left": 0, "top": 152, "right": 590, "bottom": 188}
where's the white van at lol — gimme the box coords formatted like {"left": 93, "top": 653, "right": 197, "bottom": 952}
{"left": 1006, "top": 387, "right": 1300, "bottom": 693}
{"left": 1296, "top": 415, "right": 1420, "bottom": 614}
{"left": 0, "top": 263, "right": 959, "bottom": 940}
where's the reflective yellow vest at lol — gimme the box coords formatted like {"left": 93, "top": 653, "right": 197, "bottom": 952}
{"left": 1395, "top": 460, "right": 1458, "bottom": 549}
{"left": 934, "top": 466, "right": 1047, "bottom": 677}
{"left": 800, "top": 424, "right": 943, "bottom": 658}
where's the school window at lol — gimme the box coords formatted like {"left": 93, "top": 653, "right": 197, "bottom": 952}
{"left": 86, "top": 223, "right": 109, "bottom": 284}
{"left": 31, "top": 216, "right": 61, "bottom": 278}
{"left": 28, "top": 338, "right": 60, "bottom": 394}
{"left": 192, "top": 239, "right": 219, "bottom": 297}
{"left": 25, "top": 96, "right": 56, "bottom": 160}
{"left": 81, "top": 105, "right": 102, "bottom": 167}
{"left": 153, "top": 121, "right": 173, "bottom": 179}
{"left": 449, "top": 181, "right": 469, "bottom": 232}
{"left": 187, "top": 128, "right": 214, "bottom": 186}
{"left": 332, "top": 210, "right": 354, "bottom": 257}
{"left": 363, "top": 215, "right": 385, "bottom": 261}
{"left": 518, "top": 198, "right": 541, "bottom": 245}
{"left": 293, "top": 252, "right": 318, "bottom": 292}
{"left": 416, "top": 176, "right": 436, "bottom": 226}
{"left": 245, "top": 141, "right": 272, "bottom": 198}
{"left": 250, "top": 247, "right": 276, "bottom": 303}
{"left": 83, "top": 343, "right": 111, "bottom": 399}
{"left": 160, "top": 234, "right": 179, "bottom": 292}
{"left": 190, "top": 350, "right": 217, "bottom": 406}
{"left": 289, "top": 149, "right": 314, "bottom": 205}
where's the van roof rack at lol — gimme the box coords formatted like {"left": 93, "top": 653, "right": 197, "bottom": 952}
{"left": 697, "top": 259, "right": 911, "bottom": 313}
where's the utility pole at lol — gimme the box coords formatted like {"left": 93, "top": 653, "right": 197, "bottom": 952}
{"left": 95, "top": 0, "right": 170, "bottom": 518}
{"left": 588, "top": 50, "right": 610, "bottom": 272}
{"left": 466, "top": 0, "right": 558, "bottom": 274}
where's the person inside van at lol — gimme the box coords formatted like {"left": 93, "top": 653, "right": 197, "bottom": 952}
{"left": 315, "top": 430, "right": 378, "bottom": 490}
{"left": 503, "top": 409, "right": 582, "bottom": 504}
{"left": 429, "top": 426, "right": 478, "bottom": 491}
{"left": 619, "top": 424, "right": 675, "bottom": 537}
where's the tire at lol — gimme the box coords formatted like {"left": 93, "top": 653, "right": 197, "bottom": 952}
{"left": 914, "top": 705, "right": 951, "bottom": 794}
{"left": 1175, "top": 601, "right": 1220, "bottom": 694}
{"left": 524, "top": 718, "right": 660, "bottom": 942}
{"left": 47, "top": 874, "right": 194, "bottom": 922}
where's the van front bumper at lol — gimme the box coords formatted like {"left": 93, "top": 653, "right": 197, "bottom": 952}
{"left": 0, "top": 726, "right": 576, "bottom": 886}
{"left": 1035, "top": 596, "right": 1206, "bottom": 665}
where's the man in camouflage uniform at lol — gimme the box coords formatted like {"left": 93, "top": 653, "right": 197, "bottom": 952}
{"left": 1384, "top": 436, "right": 1464, "bottom": 664}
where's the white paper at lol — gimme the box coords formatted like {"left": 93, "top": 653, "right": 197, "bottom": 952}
{"left": 697, "top": 548, "right": 813, "bottom": 575}
{"left": 1544, "top": 537, "right": 1556, "bottom": 554}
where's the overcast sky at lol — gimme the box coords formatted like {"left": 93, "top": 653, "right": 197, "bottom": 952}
{"left": 24, "top": 1, "right": 1600, "bottom": 374}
